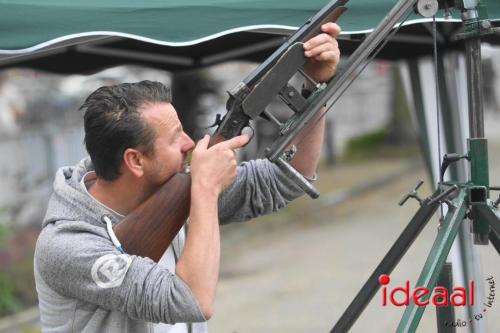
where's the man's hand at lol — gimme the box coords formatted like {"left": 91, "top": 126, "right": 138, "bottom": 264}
{"left": 303, "top": 22, "right": 341, "bottom": 84}
{"left": 289, "top": 23, "right": 341, "bottom": 178}
{"left": 180, "top": 133, "right": 248, "bottom": 320}
{"left": 190, "top": 134, "right": 250, "bottom": 197}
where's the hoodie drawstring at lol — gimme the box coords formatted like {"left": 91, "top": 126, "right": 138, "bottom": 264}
{"left": 102, "top": 215, "right": 124, "bottom": 254}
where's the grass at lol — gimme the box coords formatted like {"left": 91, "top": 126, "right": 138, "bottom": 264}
{"left": 343, "top": 128, "right": 420, "bottom": 161}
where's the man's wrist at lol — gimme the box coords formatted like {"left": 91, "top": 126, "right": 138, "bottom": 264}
{"left": 191, "top": 182, "right": 220, "bottom": 201}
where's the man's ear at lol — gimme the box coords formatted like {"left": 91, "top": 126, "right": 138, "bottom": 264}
{"left": 123, "top": 148, "right": 145, "bottom": 178}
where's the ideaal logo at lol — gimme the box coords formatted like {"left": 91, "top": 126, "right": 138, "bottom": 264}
{"left": 378, "top": 274, "right": 474, "bottom": 306}
{"left": 378, "top": 274, "right": 496, "bottom": 328}
{"left": 484, "top": 276, "right": 496, "bottom": 308}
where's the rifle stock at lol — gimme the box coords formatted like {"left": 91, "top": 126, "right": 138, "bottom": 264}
{"left": 113, "top": 173, "right": 191, "bottom": 262}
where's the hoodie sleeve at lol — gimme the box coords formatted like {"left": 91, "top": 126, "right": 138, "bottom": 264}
{"left": 218, "top": 159, "right": 305, "bottom": 224}
{"left": 35, "top": 221, "right": 205, "bottom": 324}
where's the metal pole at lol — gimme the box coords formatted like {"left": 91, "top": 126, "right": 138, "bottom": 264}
{"left": 460, "top": 7, "right": 491, "bottom": 245}
{"left": 465, "top": 37, "right": 484, "bottom": 138}
{"left": 442, "top": 52, "right": 485, "bottom": 333}
{"left": 407, "top": 59, "right": 435, "bottom": 182}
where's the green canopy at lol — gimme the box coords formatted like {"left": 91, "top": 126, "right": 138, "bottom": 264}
{"left": 0, "top": 0, "right": 499, "bottom": 72}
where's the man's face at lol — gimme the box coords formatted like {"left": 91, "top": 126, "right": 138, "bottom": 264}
{"left": 140, "top": 102, "right": 195, "bottom": 188}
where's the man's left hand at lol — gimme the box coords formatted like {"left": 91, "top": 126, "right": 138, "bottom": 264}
{"left": 303, "top": 22, "right": 341, "bottom": 84}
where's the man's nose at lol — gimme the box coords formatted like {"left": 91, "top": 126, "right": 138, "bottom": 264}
{"left": 182, "top": 132, "right": 195, "bottom": 152}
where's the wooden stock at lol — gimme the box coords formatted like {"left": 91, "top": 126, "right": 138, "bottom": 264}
{"left": 113, "top": 173, "right": 192, "bottom": 262}
{"left": 112, "top": 133, "right": 227, "bottom": 262}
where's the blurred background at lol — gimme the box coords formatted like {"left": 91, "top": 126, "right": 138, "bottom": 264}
{"left": 0, "top": 46, "right": 499, "bottom": 332}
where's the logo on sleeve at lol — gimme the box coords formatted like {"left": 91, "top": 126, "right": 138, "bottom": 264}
{"left": 91, "top": 254, "right": 132, "bottom": 288}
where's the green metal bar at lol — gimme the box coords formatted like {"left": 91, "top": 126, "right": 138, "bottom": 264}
{"left": 397, "top": 189, "right": 468, "bottom": 333}
{"left": 474, "top": 202, "right": 500, "bottom": 255}
{"left": 469, "top": 138, "right": 491, "bottom": 243}
{"left": 469, "top": 139, "right": 489, "bottom": 192}
{"left": 476, "top": 202, "right": 500, "bottom": 239}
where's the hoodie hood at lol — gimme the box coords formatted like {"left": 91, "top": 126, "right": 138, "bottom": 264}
{"left": 42, "top": 157, "right": 120, "bottom": 229}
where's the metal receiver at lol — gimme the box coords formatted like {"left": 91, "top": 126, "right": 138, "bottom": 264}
{"left": 212, "top": 0, "right": 349, "bottom": 199}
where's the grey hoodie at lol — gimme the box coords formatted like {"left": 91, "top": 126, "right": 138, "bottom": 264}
{"left": 34, "top": 157, "right": 303, "bottom": 333}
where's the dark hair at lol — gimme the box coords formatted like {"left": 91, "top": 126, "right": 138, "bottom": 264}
{"left": 80, "top": 80, "right": 172, "bottom": 181}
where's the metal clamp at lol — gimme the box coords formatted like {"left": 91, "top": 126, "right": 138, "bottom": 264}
{"left": 399, "top": 180, "right": 425, "bottom": 206}
{"left": 428, "top": 185, "right": 459, "bottom": 208}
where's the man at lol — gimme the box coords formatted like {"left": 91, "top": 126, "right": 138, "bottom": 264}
{"left": 34, "top": 23, "right": 341, "bottom": 332}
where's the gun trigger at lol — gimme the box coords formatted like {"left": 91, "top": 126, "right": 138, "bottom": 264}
{"left": 206, "top": 114, "right": 223, "bottom": 129}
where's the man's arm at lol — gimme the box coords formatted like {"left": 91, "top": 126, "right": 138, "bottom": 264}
{"left": 218, "top": 159, "right": 305, "bottom": 224}
{"left": 175, "top": 134, "right": 249, "bottom": 319}
{"left": 291, "top": 22, "right": 341, "bottom": 178}
{"left": 218, "top": 23, "right": 342, "bottom": 224}
{"left": 35, "top": 222, "right": 206, "bottom": 324}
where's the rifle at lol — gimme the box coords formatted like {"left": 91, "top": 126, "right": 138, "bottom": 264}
{"left": 113, "top": 0, "right": 349, "bottom": 262}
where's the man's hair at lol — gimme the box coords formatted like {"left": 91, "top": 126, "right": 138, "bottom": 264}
{"left": 80, "top": 80, "right": 172, "bottom": 181}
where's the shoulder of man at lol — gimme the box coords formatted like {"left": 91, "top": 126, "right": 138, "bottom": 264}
{"left": 35, "top": 219, "right": 205, "bottom": 324}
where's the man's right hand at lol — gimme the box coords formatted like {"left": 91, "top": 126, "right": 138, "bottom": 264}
{"left": 190, "top": 134, "right": 250, "bottom": 196}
